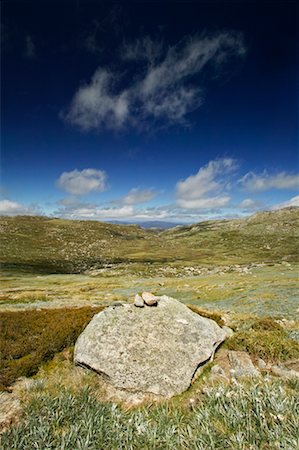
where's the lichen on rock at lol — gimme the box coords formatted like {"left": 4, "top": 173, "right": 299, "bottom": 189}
{"left": 74, "top": 295, "right": 227, "bottom": 398}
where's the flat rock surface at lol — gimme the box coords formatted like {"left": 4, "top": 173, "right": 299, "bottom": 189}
{"left": 74, "top": 295, "right": 227, "bottom": 398}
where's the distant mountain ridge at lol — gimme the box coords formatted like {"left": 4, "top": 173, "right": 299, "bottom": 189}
{"left": 109, "top": 220, "right": 185, "bottom": 229}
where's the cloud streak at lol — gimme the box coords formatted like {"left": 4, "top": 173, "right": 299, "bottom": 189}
{"left": 240, "top": 171, "right": 299, "bottom": 192}
{"left": 62, "top": 31, "right": 245, "bottom": 132}
{"left": 24, "top": 35, "right": 36, "bottom": 59}
{"left": 238, "top": 198, "right": 263, "bottom": 210}
{"left": 119, "top": 188, "right": 157, "bottom": 205}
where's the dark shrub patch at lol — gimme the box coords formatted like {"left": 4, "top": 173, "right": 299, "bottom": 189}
{"left": 0, "top": 306, "right": 104, "bottom": 390}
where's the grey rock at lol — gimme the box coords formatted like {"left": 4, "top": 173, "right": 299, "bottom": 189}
{"left": 222, "top": 326, "right": 234, "bottom": 337}
{"left": 271, "top": 365, "right": 299, "bottom": 379}
{"left": 0, "top": 392, "right": 21, "bottom": 434}
{"left": 211, "top": 364, "right": 226, "bottom": 376}
{"left": 257, "top": 358, "right": 267, "bottom": 370}
{"left": 142, "top": 292, "right": 158, "bottom": 306}
{"left": 74, "top": 295, "right": 227, "bottom": 398}
{"left": 228, "top": 351, "right": 260, "bottom": 378}
{"left": 134, "top": 294, "right": 144, "bottom": 308}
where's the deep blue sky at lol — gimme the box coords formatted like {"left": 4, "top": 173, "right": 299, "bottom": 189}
{"left": 1, "top": 0, "right": 298, "bottom": 222}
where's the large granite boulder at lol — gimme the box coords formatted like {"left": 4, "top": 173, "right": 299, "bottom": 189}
{"left": 74, "top": 295, "right": 227, "bottom": 398}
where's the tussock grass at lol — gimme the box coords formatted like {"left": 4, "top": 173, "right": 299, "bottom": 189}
{"left": 187, "top": 305, "right": 225, "bottom": 326}
{"left": 225, "top": 330, "right": 299, "bottom": 363}
{"left": 0, "top": 306, "right": 104, "bottom": 390}
{"left": 1, "top": 378, "right": 298, "bottom": 449}
{"left": 251, "top": 317, "right": 284, "bottom": 332}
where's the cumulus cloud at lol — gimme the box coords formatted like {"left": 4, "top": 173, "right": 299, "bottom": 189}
{"left": 240, "top": 171, "right": 299, "bottom": 192}
{"left": 62, "top": 31, "right": 245, "bottom": 132}
{"left": 0, "top": 199, "right": 40, "bottom": 216}
{"left": 24, "top": 35, "right": 36, "bottom": 59}
{"left": 120, "top": 188, "right": 156, "bottom": 205}
{"left": 176, "top": 158, "right": 237, "bottom": 209}
{"left": 272, "top": 195, "right": 299, "bottom": 210}
{"left": 56, "top": 169, "right": 107, "bottom": 195}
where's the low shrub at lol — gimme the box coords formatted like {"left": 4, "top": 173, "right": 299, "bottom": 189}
{"left": 225, "top": 330, "right": 299, "bottom": 363}
{"left": 0, "top": 306, "right": 104, "bottom": 390}
{"left": 251, "top": 317, "right": 283, "bottom": 332}
{"left": 187, "top": 305, "right": 225, "bottom": 326}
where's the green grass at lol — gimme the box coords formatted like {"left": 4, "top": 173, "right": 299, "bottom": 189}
{"left": 1, "top": 263, "right": 298, "bottom": 320}
{"left": 1, "top": 378, "right": 298, "bottom": 449}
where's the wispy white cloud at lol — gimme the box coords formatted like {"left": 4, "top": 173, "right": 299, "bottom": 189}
{"left": 121, "top": 35, "right": 163, "bottom": 64}
{"left": 55, "top": 204, "right": 134, "bottom": 221}
{"left": 176, "top": 158, "right": 237, "bottom": 209}
{"left": 24, "top": 35, "right": 36, "bottom": 59}
{"left": 0, "top": 199, "right": 40, "bottom": 216}
{"left": 82, "top": 21, "right": 102, "bottom": 55}
{"left": 62, "top": 31, "right": 245, "bottom": 132}
{"left": 56, "top": 169, "right": 107, "bottom": 196}
{"left": 136, "top": 32, "right": 244, "bottom": 123}
{"left": 238, "top": 198, "right": 264, "bottom": 210}
{"left": 119, "top": 187, "right": 157, "bottom": 205}
{"left": 271, "top": 195, "right": 299, "bottom": 210}
{"left": 177, "top": 196, "right": 231, "bottom": 209}
{"left": 62, "top": 70, "right": 129, "bottom": 131}
{"left": 240, "top": 171, "right": 299, "bottom": 192}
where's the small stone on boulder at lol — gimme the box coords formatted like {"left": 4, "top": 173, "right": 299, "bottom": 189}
{"left": 142, "top": 292, "right": 158, "bottom": 306}
{"left": 134, "top": 294, "right": 144, "bottom": 307}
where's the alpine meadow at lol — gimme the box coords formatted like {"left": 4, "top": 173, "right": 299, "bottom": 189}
{"left": 1, "top": 1, "right": 298, "bottom": 449}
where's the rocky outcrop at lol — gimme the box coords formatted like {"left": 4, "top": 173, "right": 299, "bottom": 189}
{"left": 74, "top": 295, "right": 227, "bottom": 398}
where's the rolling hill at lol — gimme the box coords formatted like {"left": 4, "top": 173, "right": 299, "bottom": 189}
{"left": 0, "top": 207, "right": 298, "bottom": 274}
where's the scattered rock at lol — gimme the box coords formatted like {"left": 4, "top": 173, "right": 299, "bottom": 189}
{"left": 222, "top": 326, "right": 234, "bottom": 338}
{"left": 228, "top": 351, "right": 260, "bottom": 378}
{"left": 211, "top": 364, "right": 226, "bottom": 377}
{"left": 74, "top": 295, "right": 227, "bottom": 398}
{"left": 270, "top": 365, "right": 299, "bottom": 379}
{"left": 142, "top": 292, "right": 158, "bottom": 306}
{"left": 0, "top": 392, "right": 21, "bottom": 434}
{"left": 188, "top": 397, "right": 199, "bottom": 410}
{"left": 257, "top": 358, "right": 267, "bottom": 370}
{"left": 134, "top": 294, "right": 144, "bottom": 308}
